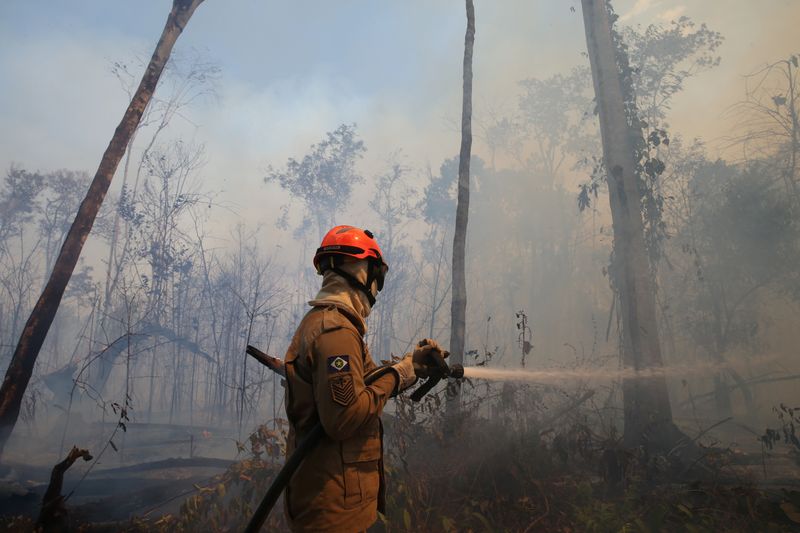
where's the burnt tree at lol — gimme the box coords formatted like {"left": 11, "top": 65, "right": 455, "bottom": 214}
{"left": 581, "top": 0, "right": 685, "bottom": 449}
{"left": 449, "top": 0, "right": 475, "bottom": 408}
{"left": 36, "top": 446, "right": 92, "bottom": 532}
{"left": 0, "top": 0, "right": 205, "bottom": 458}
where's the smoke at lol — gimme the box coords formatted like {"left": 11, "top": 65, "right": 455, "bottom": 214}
{"left": 1, "top": 0, "right": 799, "bottom": 487}
{"left": 462, "top": 356, "right": 780, "bottom": 384}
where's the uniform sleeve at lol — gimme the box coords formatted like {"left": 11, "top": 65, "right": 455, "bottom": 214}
{"left": 312, "top": 327, "right": 397, "bottom": 441}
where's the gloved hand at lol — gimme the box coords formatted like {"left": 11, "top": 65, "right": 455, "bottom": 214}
{"left": 390, "top": 353, "right": 418, "bottom": 395}
{"left": 412, "top": 338, "right": 450, "bottom": 379}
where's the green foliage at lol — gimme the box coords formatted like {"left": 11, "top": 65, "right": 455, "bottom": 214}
{"left": 0, "top": 167, "right": 45, "bottom": 243}
{"left": 621, "top": 17, "right": 723, "bottom": 127}
{"left": 265, "top": 123, "right": 366, "bottom": 238}
{"left": 670, "top": 157, "right": 800, "bottom": 361}
{"left": 696, "top": 163, "right": 800, "bottom": 293}
{"left": 576, "top": 9, "right": 723, "bottom": 267}
{"left": 420, "top": 155, "right": 486, "bottom": 228}
{"left": 607, "top": 3, "right": 671, "bottom": 267}
{"left": 518, "top": 67, "right": 596, "bottom": 179}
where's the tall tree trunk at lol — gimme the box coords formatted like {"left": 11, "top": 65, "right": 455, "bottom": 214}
{"left": 448, "top": 0, "right": 475, "bottom": 409}
{"left": 788, "top": 56, "right": 799, "bottom": 203}
{"left": 0, "top": 0, "right": 205, "bottom": 458}
{"left": 580, "top": 0, "right": 683, "bottom": 449}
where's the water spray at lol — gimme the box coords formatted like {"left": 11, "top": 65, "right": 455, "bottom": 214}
{"left": 458, "top": 357, "right": 778, "bottom": 384}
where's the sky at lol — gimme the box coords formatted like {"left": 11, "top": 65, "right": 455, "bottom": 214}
{"left": 1, "top": 0, "right": 798, "bottom": 245}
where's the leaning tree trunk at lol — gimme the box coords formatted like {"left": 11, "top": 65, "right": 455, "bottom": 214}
{"left": 448, "top": 0, "right": 475, "bottom": 410}
{"left": 581, "top": 0, "right": 684, "bottom": 450}
{"left": 0, "top": 0, "right": 205, "bottom": 458}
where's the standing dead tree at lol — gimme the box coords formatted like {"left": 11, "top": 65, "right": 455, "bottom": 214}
{"left": 580, "top": 0, "right": 686, "bottom": 450}
{"left": 449, "top": 0, "right": 475, "bottom": 409}
{"left": 35, "top": 446, "right": 92, "bottom": 533}
{"left": 0, "top": 0, "right": 205, "bottom": 458}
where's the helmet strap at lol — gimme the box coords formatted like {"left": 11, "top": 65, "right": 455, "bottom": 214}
{"left": 331, "top": 266, "right": 377, "bottom": 307}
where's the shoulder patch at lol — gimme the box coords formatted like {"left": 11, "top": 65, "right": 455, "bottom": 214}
{"left": 327, "top": 355, "right": 351, "bottom": 373}
{"left": 330, "top": 375, "right": 355, "bottom": 406}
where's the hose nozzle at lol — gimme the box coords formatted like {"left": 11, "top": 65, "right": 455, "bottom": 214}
{"left": 410, "top": 363, "right": 465, "bottom": 402}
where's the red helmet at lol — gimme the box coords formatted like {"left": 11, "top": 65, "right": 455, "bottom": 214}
{"left": 314, "top": 225, "right": 388, "bottom": 304}
{"left": 313, "top": 225, "right": 385, "bottom": 272}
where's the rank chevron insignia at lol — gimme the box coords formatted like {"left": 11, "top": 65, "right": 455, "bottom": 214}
{"left": 330, "top": 375, "right": 355, "bottom": 406}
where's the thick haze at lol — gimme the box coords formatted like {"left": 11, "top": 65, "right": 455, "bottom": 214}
{"left": 2, "top": 5, "right": 800, "bottom": 530}
{"left": 1, "top": 0, "right": 799, "bottom": 464}
{"left": 2, "top": 0, "right": 798, "bottom": 233}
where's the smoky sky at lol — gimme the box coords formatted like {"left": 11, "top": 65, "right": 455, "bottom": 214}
{"left": 0, "top": 0, "right": 798, "bottom": 243}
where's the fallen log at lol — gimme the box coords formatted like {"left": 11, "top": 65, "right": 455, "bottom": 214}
{"left": 92, "top": 456, "right": 232, "bottom": 475}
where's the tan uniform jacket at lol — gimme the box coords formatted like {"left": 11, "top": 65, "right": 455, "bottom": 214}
{"left": 283, "top": 304, "right": 396, "bottom": 533}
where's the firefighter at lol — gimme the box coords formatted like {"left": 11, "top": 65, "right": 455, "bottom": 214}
{"left": 282, "top": 224, "right": 445, "bottom": 532}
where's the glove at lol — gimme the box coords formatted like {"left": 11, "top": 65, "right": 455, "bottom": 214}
{"left": 390, "top": 353, "right": 418, "bottom": 395}
{"left": 412, "top": 338, "right": 450, "bottom": 379}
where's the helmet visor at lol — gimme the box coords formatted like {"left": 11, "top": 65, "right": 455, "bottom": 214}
{"left": 372, "top": 260, "right": 389, "bottom": 292}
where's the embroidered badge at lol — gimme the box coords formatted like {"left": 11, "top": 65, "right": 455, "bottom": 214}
{"left": 330, "top": 375, "right": 355, "bottom": 406}
{"left": 327, "top": 355, "right": 351, "bottom": 373}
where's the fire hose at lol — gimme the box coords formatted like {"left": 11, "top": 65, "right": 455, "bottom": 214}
{"left": 242, "top": 344, "right": 463, "bottom": 533}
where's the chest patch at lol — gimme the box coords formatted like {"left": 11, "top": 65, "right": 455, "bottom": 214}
{"left": 327, "top": 355, "right": 351, "bottom": 373}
